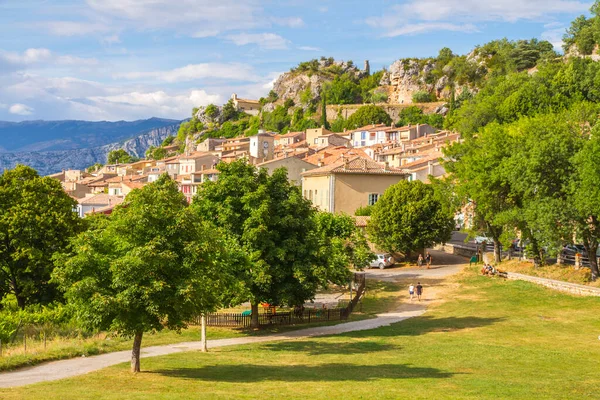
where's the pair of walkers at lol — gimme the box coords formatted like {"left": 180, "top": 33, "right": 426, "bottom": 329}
{"left": 409, "top": 282, "right": 423, "bottom": 301}
{"left": 417, "top": 252, "right": 432, "bottom": 269}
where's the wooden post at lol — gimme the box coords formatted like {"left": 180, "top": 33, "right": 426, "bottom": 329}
{"left": 200, "top": 314, "right": 207, "bottom": 353}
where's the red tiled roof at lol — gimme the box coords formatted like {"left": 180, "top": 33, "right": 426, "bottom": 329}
{"left": 302, "top": 156, "right": 407, "bottom": 177}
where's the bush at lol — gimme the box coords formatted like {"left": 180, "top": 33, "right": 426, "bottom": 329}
{"left": 355, "top": 205, "right": 373, "bottom": 216}
{"left": 346, "top": 105, "right": 392, "bottom": 129}
{"left": 412, "top": 91, "right": 436, "bottom": 103}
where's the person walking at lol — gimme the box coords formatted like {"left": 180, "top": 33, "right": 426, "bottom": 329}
{"left": 416, "top": 282, "right": 423, "bottom": 301}
{"left": 417, "top": 254, "right": 423, "bottom": 268}
{"left": 425, "top": 252, "right": 432, "bottom": 269}
{"left": 409, "top": 283, "right": 415, "bottom": 301}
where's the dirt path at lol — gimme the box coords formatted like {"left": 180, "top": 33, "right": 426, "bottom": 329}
{"left": 0, "top": 250, "right": 466, "bottom": 389}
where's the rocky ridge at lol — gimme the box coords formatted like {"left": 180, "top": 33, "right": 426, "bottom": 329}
{"left": 0, "top": 123, "right": 180, "bottom": 176}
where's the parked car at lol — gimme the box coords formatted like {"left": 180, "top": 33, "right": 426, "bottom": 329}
{"left": 367, "top": 253, "right": 394, "bottom": 269}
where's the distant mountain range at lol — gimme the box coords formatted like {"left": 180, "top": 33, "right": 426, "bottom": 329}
{"left": 0, "top": 118, "right": 182, "bottom": 175}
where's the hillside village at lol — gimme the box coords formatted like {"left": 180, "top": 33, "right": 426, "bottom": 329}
{"left": 51, "top": 116, "right": 459, "bottom": 218}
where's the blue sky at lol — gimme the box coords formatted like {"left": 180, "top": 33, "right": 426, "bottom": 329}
{"left": 0, "top": 0, "right": 594, "bottom": 121}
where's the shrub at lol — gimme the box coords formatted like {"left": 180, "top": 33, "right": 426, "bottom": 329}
{"left": 412, "top": 91, "right": 436, "bottom": 103}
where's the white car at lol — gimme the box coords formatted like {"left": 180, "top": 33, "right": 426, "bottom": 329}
{"left": 368, "top": 253, "right": 394, "bottom": 269}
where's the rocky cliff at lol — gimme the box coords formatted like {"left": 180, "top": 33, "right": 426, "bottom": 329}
{"left": 0, "top": 123, "right": 180, "bottom": 175}
{"left": 271, "top": 58, "right": 369, "bottom": 106}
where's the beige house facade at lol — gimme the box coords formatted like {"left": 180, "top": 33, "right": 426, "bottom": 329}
{"left": 301, "top": 156, "right": 406, "bottom": 214}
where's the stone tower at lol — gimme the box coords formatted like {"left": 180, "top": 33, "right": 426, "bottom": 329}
{"left": 364, "top": 60, "right": 370, "bottom": 75}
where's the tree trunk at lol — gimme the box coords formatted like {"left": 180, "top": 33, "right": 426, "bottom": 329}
{"left": 11, "top": 278, "right": 25, "bottom": 310}
{"left": 493, "top": 239, "right": 501, "bottom": 263}
{"left": 530, "top": 237, "right": 541, "bottom": 268}
{"left": 200, "top": 314, "right": 207, "bottom": 352}
{"left": 250, "top": 302, "right": 260, "bottom": 329}
{"left": 131, "top": 331, "right": 143, "bottom": 373}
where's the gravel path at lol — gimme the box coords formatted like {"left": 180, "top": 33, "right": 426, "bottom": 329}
{"left": 0, "top": 250, "right": 466, "bottom": 388}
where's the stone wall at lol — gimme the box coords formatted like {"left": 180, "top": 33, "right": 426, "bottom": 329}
{"left": 433, "top": 243, "right": 477, "bottom": 258}
{"left": 505, "top": 272, "right": 600, "bottom": 297}
{"left": 325, "top": 102, "right": 445, "bottom": 123}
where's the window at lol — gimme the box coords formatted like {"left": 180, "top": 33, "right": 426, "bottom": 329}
{"left": 309, "top": 190, "right": 313, "bottom": 201}
{"left": 368, "top": 193, "right": 380, "bottom": 206}
{"left": 360, "top": 132, "right": 366, "bottom": 140}
{"left": 314, "top": 138, "right": 318, "bottom": 144}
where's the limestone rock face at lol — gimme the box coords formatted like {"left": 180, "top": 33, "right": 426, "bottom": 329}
{"left": 388, "top": 59, "right": 434, "bottom": 104}
{"left": 271, "top": 59, "right": 367, "bottom": 107}
{"left": 194, "top": 105, "right": 223, "bottom": 124}
{"left": 0, "top": 124, "right": 180, "bottom": 175}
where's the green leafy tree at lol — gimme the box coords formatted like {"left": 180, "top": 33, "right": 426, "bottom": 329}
{"left": 146, "top": 146, "right": 168, "bottom": 160}
{"left": 412, "top": 91, "right": 436, "bottom": 103}
{"left": 443, "top": 123, "right": 515, "bottom": 262}
{"left": 0, "top": 165, "right": 81, "bottom": 308}
{"left": 52, "top": 176, "right": 240, "bottom": 372}
{"left": 354, "top": 205, "right": 373, "bottom": 216}
{"left": 367, "top": 180, "right": 454, "bottom": 256}
{"left": 320, "top": 91, "right": 330, "bottom": 129}
{"left": 107, "top": 149, "right": 135, "bottom": 164}
{"left": 314, "top": 212, "right": 373, "bottom": 271}
{"left": 161, "top": 136, "right": 175, "bottom": 146}
{"left": 346, "top": 105, "right": 392, "bottom": 129}
{"left": 323, "top": 73, "right": 361, "bottom": 105}
{"left": 221, "top": 99, "right": 240, "bottom": 122}
{"left": 570, "top": 127, "right": 600, "bottom": 280}
{"left": 192, "top": 161, "right": 350, "bottom": 328}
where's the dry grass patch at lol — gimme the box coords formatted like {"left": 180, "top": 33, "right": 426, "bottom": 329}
{"left": 501, "top": 259, "right": 600, "bottom": 287}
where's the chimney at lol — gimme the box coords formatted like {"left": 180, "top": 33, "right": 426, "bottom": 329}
{"left": 416, "top": 123, "right": 420, "bottom": 137}
{"left": 318, "top": 161, "right": 323, "bottom": 167}
{"left": 428, "top": 161, "right": 434, "bottom": 175}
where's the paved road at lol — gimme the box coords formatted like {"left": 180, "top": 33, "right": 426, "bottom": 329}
{"left": 0, "top": 250, "right": 466, "bottom": 389}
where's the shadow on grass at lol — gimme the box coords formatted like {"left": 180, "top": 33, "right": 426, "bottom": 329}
{"left": 260, "top": 340, "right": 397, "bottom": 355}
{"left": 345, "top": 316, "right": 503, "bottom": 338}
{"left": 151, "top": 363, "right": 456, "bottom": 382}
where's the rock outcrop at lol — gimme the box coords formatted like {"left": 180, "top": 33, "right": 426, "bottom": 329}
{"left": 271, "top": 59, "right": 368, "bottom": 107}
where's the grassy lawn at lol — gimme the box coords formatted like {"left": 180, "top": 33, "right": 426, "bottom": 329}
{"left": 0, "top": 280, "right": 397, "bottom": 373}
{"left": 3, "top": 267, "right": 599, "bottom": 399}
{"left": 501, "top": 259, "right": 600, "bottom": 288}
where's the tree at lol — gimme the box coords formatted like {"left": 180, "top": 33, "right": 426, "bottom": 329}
{"left": 52, "top": 175, "right": 240, "bottom": 372}
{"left": 314, "top": 212, "right": 373, "bottom": 272}
{"left": 570, "top": 128, "right": 600, "bottom": 280}
{"left": 0, "top": 165, "right": 81, "bottom": 308}
{"left": 367, "top": 180, "right": 454, "bottom": 256}
{"left": 323, "top": 73, "right": 361, "bottom": 105}
{"left": 161, "top": 136, "right": 175, "bottom": 146}
{"left": 320, "top": 91, "right": 329, "bottom": 129}
{"left": 412, "top": 91, "right": 436, "bottom": 103}
{"left": 221, "top": 99, "right": 240, "bottom": 122}
{"left": 146, "top": 146, "right": 168, "bottom": 160}
{"left": 107, "top": 149, "right": 135, "bottom": 165}
{"left": 192, "top": 161, "right": 351, "bottom": 328}
{"left": 346, "top": 105, "right": 392, "bottom": 129}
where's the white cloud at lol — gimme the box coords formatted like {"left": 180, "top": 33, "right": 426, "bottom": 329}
{"left": 298, "top": 46, "right": 322, "bottom": 51}
{"left": 114, "top": 63, "right": 261, "bottom": 83}
{"left": 542, "top": 22, "right": 568, "bottom": 50}
{"left": 275, "top": 16, "right": 304, "bottom": 28}
{"left": 9, "top": 103, "right": 34, "bottom": 115}
{"left": 367, "top": 0, "right": 590, "bottom": 36}
{"left": 384, "top": 23, "right": 479, "bottom": 37}
{"left": 85, "top": 0, "right": 262, "bottom": 37}
{"left": 44, "top": 21, "right": 113, "bottom": 36}
{"left": 0, "top": 48, "right": 98, "bottom": 70}
{"left": 101, "top": 34, "right": 121, "bottom": 45}
{"left": 226, "top": 33, "right": 290, "bottom": 50}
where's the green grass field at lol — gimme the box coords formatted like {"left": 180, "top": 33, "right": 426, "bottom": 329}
{"left": 2, "top": 268, "right": 600, "bottom": 399}
{"left": 0, "top": 279, "right": 396, "bottom": 373}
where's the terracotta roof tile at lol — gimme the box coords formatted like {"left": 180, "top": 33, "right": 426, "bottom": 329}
{"left": 302, "top": 156, "right": 407, "bottom": 177}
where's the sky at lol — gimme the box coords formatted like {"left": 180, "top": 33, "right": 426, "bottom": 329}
{"left": 0, "top": 0, "right": 594, "bottom": 122}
